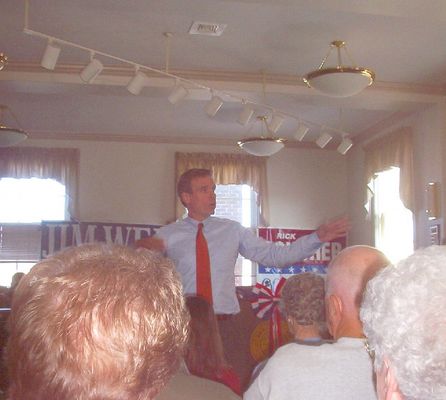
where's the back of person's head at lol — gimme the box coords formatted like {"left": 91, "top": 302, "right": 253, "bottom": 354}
{"left": 7, "top": 243, "right": 190, "bottom": 400}
{"left": 177, "top": 169, "right": 212, "bottom": 201}
{"left": 325, "top": 245, "right": 389, "bottom": 339}
{"left": 10, "top": 272, "right": 25, "bottom": 291}
{"left": 280, "top": 273, "right": 325, "bottom": 326}
{"left": 361, "top": 245, "right": 446, "bottom": 400}
{"left": 184, "top": 295, "right": 227, "bottom": 378}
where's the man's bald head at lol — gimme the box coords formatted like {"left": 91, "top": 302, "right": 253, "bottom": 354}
{"left": 325, "top": 245, "right": 389, "bottom": 339}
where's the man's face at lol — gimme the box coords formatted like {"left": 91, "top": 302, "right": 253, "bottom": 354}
{"left": 182, "top": 175, "right": 216, "bottom": 221}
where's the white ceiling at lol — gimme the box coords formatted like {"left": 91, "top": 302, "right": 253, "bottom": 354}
{"left": 1, "top": 0, "right": 446, "bottom": 150}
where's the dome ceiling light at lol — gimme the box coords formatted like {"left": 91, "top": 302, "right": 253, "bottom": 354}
{"left": 238, "top": 116, "right": 285, "bottom": 157}
{"left": 303, "top": 40, "right": 375, "bottom": 98}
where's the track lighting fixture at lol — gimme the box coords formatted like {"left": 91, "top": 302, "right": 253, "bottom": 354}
{"left": 205, "top": 93, "right": 224, "bottom": 117}
{"left": 337, "top": 136, "right": 353, "bottom": 155}
{"left": 40, "top": 40, "right": 61, "bottom": 70}
{"left": 23, "top": 8, "right": 357, "bottom": 154}
{"left": 168, "top": 84, "right": 189, "bottom": 104}
{"left": 0, "top": 53, "right": 7, "bottom": 71}
{"left": 293, "top": 122, "right": 310, "bottom": 141}
{"left": 80, "top": 54, "right": 104, "bottom": 83}
{"left": 126, "top": 69, "right": 147, "bottom": 95}
{"left": 268, "top": 112, "right": 285, "bottom": 133}
{"left": 238, "top": 102, "right": 254, "bottom": 126}
{"left": 316, "top": 131, "right": 333, "bottom": 148}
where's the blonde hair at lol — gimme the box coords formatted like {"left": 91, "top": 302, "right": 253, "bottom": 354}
{"left": 7, "top": 243, "right": 189, "bottom": 400}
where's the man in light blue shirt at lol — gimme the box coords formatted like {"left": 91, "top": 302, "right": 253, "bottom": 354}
{"left": 137, "top": 168, "right": 349, "bottom": 315}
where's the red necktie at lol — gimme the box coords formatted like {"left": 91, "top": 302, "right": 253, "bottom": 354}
{"left": 196, "top": 223, "right": 212, "bottom": 304}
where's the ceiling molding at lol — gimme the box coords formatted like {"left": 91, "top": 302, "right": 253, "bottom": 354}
{"left": 354, "top": 110, "right": 416, "bottom": 143}
{"left": 3, "top": 63, "right": 446, "bottom": 110}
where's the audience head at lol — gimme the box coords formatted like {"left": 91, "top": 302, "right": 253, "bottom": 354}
{"left": 325, "top": 245, "right": 389, "bottom": 340}
{"left": 280, "top": 273, "right": 325, "bottom": 339}
{"left": 10, "top": 272, "right": 25, "bottom": 292}
{"left": 177, "top": 168, "right": 213, "bottom": 206}
{"left": 184, "top": 295, "right": 227, "bottom": 379}
{"left": 361, "top": 245, "right": 446, "bottom": 400}
{"left": 7, "top": 243, "right": 190, "bottom": 400}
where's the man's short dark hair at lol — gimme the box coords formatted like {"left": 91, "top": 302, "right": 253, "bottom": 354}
{"left": 177, "top": 169, "right": 212, "bottom": 206}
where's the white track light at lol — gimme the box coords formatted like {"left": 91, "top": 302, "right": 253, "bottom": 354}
{"left": 168, "top": 84, "right": 189, "bottom": 104}
{"left": 80, "top": 56, "right": 104, "bottom": 83}
{"left": 238, "top": 102, "right": 254, "bottom": 126}
{"left": 268, "top": 113, "right": 285, "bottom": 133}
{"left": 41, "top": 40, "right": 61, "bottom": 70}
{"left": 337, "top": 137, "right": 353, "bottom": 155}
{"left": 316, "top": 131, "right": 333, "bottom": 148}
{"left": 205, "top": 94, "right": 224, "bottom": 117}
{"left": 127, "top": 70, "right": 147, "bottom": 95}
{"left": 294, "top": 122, "right": 310, "bottom": 141}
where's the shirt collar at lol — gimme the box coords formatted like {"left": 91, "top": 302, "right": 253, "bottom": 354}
{"left": 184, "top": 215, "right": 212, "bottom": 227}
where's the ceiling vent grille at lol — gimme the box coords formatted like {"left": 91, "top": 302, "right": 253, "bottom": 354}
{"left": 189, "top": 21, "right": 227, "bottom": 36}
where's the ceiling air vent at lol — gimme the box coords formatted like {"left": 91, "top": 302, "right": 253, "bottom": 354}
{"left": 189, "top": 21, "right": 227, "bottom": 36}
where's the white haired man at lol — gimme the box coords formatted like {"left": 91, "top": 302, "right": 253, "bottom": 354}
{"left": 361, "top": 245, "right": 446, "bottom": 400}
{"left": 244, "top": 245, "right": 388, "bottom": 400}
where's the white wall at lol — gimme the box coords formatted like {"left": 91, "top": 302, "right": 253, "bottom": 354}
{"left": 23, "top": 139, "right": 348, "bottom": 230}
{"left": 347, "top": 103, "right": 446, "bottom": 249}
{"left": 267, "top": 147, "right": 347, "bottom": 229}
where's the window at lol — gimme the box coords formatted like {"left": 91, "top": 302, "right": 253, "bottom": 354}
{"left": 214, "top": 184, "right": 259, "bottom": 228}
{"left": 372, "top": 167, "right": 414, "bottom": 263}
{"left": 0, "top": 178, "right": 67, "bottom": 287}
{"left": 214, "top": 184, "right": 259, "bottom": 286}
{"left": 0, "top": 178, "right": 67, "bottom": 223}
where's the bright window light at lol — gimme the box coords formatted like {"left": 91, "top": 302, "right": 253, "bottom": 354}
{"left": 0, "top": 178, "right": 67, "bottom": 288}
{"left": 214, "top": 184, "right": 259, "bottom": 285}
{"left": 0, "top": 178, "right": 66, "bottom": 223}
{"left": 373, "top": 167, "right": 414, "bottom": 263}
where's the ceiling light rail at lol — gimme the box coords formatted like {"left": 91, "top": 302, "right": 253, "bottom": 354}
{"left": 22, "top": 0, "right": 354, "bottom": 155}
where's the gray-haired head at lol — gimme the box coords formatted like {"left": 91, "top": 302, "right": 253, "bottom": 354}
{"left": 361, "top": 245, "right": 446, "bottom": 400}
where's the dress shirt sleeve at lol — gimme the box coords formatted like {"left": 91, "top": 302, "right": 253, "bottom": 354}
{"left": 238, "top": 226, "right": 322, "bottom": 267}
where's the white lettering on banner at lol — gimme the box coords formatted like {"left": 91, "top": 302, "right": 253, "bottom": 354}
{"left": 133, "top": 227, "right": 157, "bottom": 241}
{"left": 308, "top": 242, "right": 343, "bottom": 261}
{"left": 41, "top": 221, "right": 161, "bottom": 259}
{"left": 103, "top": 226, "right": 157, "bottom": 244}
{"left": 73, "top": 224, "right": 97, "bottom": 246}
{"left": 104, "top": 226, "right": 132, "bottom": 245}
{"left": 276, "top": 232, "right": 297, "bottom": 240}
{"left": 272, "top": 238, "right": 343, "bottom": 261}
{"left": 47, "top": 223, "right": 74, "bottom": 256}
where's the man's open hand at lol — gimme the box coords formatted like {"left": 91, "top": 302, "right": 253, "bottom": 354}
{"left": 316, "top": 216, "right": 351, "bottom": 242}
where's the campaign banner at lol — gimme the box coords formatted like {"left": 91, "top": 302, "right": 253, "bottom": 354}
{"left": 41, "top": 221, "right": 160, "bottom": 258}
{"left": 257, "top": 227, "right": 346, "bottom": 290}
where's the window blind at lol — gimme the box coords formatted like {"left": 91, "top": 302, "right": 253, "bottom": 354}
{"left": 0, "top": 224, "right": 42, "bottom": 261}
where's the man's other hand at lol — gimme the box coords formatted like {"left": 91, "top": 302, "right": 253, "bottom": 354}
{"left": 316, "top": 216, "right": 351, "bottom": 242}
